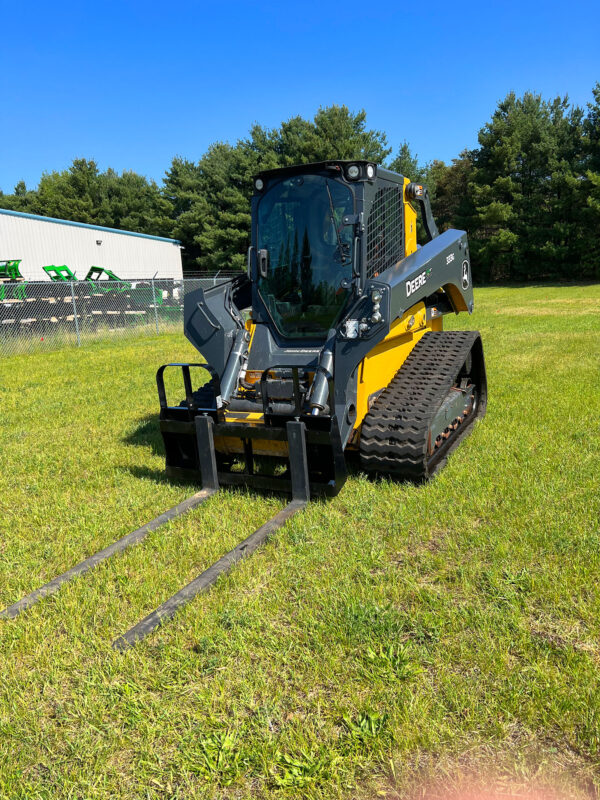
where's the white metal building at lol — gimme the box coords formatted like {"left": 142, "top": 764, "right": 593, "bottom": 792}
{"left": 0, "top": 209, "right": 183, "bottom": 281}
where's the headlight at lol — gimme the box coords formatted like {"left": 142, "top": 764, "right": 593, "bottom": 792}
{"left": 346, "top": 164, "right": 360, "bottom": 180}
{"left": 366, "top": 164, "right": 375, "bottom": 179}
{"left": 255, "top": 178, "right": 264, "bottom": 191}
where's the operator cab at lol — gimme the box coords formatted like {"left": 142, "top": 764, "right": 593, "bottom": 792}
{"left": 251, "top": 161, "right": 379, "bottom": 342}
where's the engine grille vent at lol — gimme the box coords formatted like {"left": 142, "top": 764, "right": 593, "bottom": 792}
{"left": 366, "top": 187, "right": 404, "bottom": 279}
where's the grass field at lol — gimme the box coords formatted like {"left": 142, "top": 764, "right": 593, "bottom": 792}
{"left": 0, "top": 285, "right": 599, "bottom": 800}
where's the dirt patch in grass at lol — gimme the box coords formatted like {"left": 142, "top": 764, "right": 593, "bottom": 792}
{"left": 365, "top": 738, "right": 600, "bottom": 800}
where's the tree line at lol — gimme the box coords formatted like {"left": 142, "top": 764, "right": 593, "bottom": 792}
{"left": 1, "top": 85, "right": 599, "bottom": 282}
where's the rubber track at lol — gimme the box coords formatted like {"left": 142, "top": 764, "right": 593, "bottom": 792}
{"left": 359, "top": 331, "right": 483, "bottom": 481}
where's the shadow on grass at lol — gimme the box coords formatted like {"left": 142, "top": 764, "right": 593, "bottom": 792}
{"left": 124, "top": 414, "right": 164, "bottom": 457}
{"left": 124, "top": 464, "right": 198, "bottom": 489}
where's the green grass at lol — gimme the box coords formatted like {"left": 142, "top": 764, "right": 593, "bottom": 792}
{"left": 0, "top": 285, "right": 599, "bottom": 799}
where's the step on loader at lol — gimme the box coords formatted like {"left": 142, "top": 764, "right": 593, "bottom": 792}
{"left": 2, "top": 161, "right": 486, "bottom": 648}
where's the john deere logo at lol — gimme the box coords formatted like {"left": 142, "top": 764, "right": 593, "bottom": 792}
{"left": 406, "top": 268, "right": 433, "bottom": 298}
{"left": 462, "top": 260, "right": 469, "bottom": 289}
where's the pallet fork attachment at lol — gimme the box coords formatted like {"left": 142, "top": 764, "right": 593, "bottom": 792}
{"left": 112, "top": 501, "right": 306, "bottom": 650}
{"left": 112, "top": 415, "right": 309, "bottom": 649}
{"left": 0, "top": 411, "right": 312, "bottom": 650}
{"left": 0, "top": 489, "right": 216, "bottom": 619}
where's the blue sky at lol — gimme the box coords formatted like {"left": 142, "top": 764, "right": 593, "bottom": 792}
{"left": 1, "top": 0, "right": 599, "bottom": 193}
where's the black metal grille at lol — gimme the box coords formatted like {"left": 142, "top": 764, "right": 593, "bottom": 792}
{"left": 366, "top": 187, "right": 404, "bottom": 278}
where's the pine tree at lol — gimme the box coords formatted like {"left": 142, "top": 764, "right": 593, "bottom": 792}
{"left": 0, "top": 159, "right": 172, "bottom": 240}
{"left": 468, "top": 92, "right": 585, "bottom": 281}
{"left": 388, "top": 141, "right": 421, "bottom": 181}
{"left": 582, "top": 82, "right": 600, "bottom": 277}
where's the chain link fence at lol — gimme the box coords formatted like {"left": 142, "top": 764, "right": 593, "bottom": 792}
{"left": 0, "top": 274, "right": 240, "bottom": 356}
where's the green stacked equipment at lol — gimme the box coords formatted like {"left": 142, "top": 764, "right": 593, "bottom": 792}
{"left": 0, "top": 259, "right": 24, "bottom": 281}
{"left": 42, "top": 265, "right": 77, "bottom": 281}
{"left": 85, "top": 266, "right": 131, "bottom": 292}
{"left": 0, "top": 260, "right": 26, "bottom": 300}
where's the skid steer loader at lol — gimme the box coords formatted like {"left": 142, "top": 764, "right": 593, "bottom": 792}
{"left": 1, "top": 161, "right": 486, "bottom": 649}
{"left": 160, "top": 160, "right": 486, "bottom": 493}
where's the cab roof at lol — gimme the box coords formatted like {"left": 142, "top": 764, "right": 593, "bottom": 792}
{"left": 253, "top": 160, "right": 407, "bottom": 187}
{"left": 255, "top": 160, "right": 376, "bottom": 181}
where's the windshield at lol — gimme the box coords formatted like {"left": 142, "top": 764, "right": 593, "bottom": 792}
{"left": 257, "top": 175, "right": 354, "bottom": 339}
